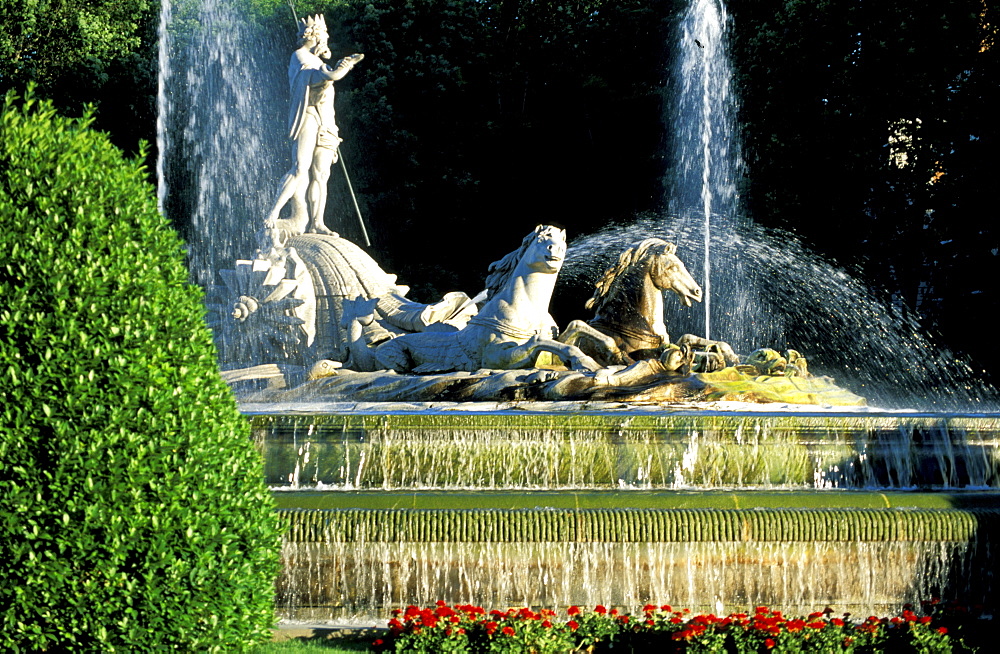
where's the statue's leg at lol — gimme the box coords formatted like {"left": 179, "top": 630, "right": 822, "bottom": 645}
{"left": 266, "top": 120, "right": 318, "bottom": 232}
{"left": 557, "top": 320, "right": 632, "bottom": 366}
{"left": 492, "top": 337, "right": 602, "bottom": 372}
{"left": 306, "top": 145, "right": 338, "bottom": 235}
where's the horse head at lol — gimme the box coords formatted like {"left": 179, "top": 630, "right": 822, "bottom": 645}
{"left": 485, "top": 225, "right": 567, "bottom": 299}
{"left": 523, "top": 225, "right": 567, "bottom": 274}
{"left": 648, "top": 241, "right": 702, "bottom": 307}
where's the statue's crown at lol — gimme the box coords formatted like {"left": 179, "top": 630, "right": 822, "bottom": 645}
{"left": 299, "top": 14, "right": 327, "bottom": 41}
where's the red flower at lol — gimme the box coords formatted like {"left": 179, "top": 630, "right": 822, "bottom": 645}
{"left": 594, "top": 605, "right": 608, "bottom": 615}
{"left": 643, "top": 604, "right": 657, "bottom": 613}
{"left": 831, "top": 618, "right": 845, "bottom": 627}
{"left": 670, "top": 616, "right": 683, "bottom": 624}
{"left": 764, "top": 638, "right": 776, "bottom": 649}
{"left": 672, "top": 630, "right": 692, "bottom": 641}
{"left": 937, "top": 627, "right": 948, "bottom": 635}
{"left": 436, "top": 600, "right": 447, "bottom": 607}
{"left": 609, "top": 608, "right": 619, "bottom": 617}
{"left": 645, "top": 619, "right": 655, "bottom": 627}
{"left": 567, "top": 606, "right": 581, "bottom": 616}
{"left": 919, "top": 616, "right": 933, "bottom": 625}
{"left": 809, "top": 612, "right": 824, "bottom": 619}
{"left": 661, "top": 604, "right": 672, "bottom": 612}
{"left": 567, "top": 620, "right": 580, "bottom": 631}
{"left": 542, "top": 620, "right": 552, "bottom": 628}
{"left": 502, "top": 626, "right": 516, "bottom": 637}
{"left": 485, "top": 621, "right": 498, "bottom": 635}
{"left": 373, "top": 639, "right": 384, "bottom": 647}
{"left": 619, "top": 615, "right": 630, "bottom": 624}
{"left": 755, "top": 606, "right": 769, "bottom": 614}
{"left": 807, "top": 621, "right": 825, "bottom": 629}
{"left": 787, "top": 619, "right": 806, "bottom": 632}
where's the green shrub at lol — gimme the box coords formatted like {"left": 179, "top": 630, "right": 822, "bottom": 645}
{"left": 0, "top": 89, "right": 281, "bottom": 652}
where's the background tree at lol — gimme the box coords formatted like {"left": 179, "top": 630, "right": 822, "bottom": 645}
{"left": 0, "top": 0, "right": 159, "bottom": 154}
{"left": 731, "top": 0, "right": 998, "bottom": 384}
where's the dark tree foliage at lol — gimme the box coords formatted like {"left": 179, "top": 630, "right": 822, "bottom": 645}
{"left": 0, "top": 90, "right": 281, "bottom": 652}
{"left": 0, "top": 0, "right": 159, "bottom": 155}
{"left": 730, "top": 0, "right": 998, "bottom": 383}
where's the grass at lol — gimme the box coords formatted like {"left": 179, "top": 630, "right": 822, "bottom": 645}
{"left": 254, "top": 637, "right": 373, "bottom": 653}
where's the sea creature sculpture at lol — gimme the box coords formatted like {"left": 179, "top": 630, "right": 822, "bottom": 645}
{"left": 743, "top": 348, "right": 810, "bottom": 377}
{"left": 372, "top": 226, "right": 602, "bottom": 374}
{"left": 340, "top": 296, "right": 384, "bottom": 372}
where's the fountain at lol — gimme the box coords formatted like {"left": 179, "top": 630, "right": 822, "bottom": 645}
{"left": 158, "top": 0, "right": 1000, "bottom": 625}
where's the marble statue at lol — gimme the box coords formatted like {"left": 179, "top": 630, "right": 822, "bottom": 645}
{"left": 265, "top": 14, "right": 364, "bottom": 237}
{"left": 370, "top": 226, "right": 603, "bottom": 374}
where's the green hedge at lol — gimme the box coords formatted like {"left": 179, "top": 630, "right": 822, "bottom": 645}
{"left": 0, "top": 90, "right": 281, "bottom": 652}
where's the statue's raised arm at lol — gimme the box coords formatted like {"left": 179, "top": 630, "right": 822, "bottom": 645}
{"left": 265, "top": 14, "right": 363, "bottom": 237}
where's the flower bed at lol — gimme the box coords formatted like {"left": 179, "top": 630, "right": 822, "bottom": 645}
{"left": 374, "top": 599, "right": 981, "bottom": 652}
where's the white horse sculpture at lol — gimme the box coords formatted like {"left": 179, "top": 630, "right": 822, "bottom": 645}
{"left": 372, "top": 226, "right": 602, "bottom": 374}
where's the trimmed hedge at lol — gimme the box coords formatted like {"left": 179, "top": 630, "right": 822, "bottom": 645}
{"left": 0, "top": 90, "right": 281, "bottom": 652}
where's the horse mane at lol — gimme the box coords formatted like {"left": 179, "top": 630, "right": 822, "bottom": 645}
{"left": 484, "top": 225, "right": 560, "bottom": 300}
{"left": 585, "top": 238, "right": 672, "bottom": 313}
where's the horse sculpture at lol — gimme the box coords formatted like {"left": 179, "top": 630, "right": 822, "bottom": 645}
{"left": 558, "top": 238, "right": 703, "bottom": 365}
{"left": 371, "top": 226, "right": 602, "bottom": 374}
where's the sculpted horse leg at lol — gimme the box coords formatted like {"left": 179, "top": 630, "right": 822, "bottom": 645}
{"left": 556, "top": 320, "right": 633, "bottom": 367}
{"left": 485, "top": 336, "right": 602, "bottom": 372}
